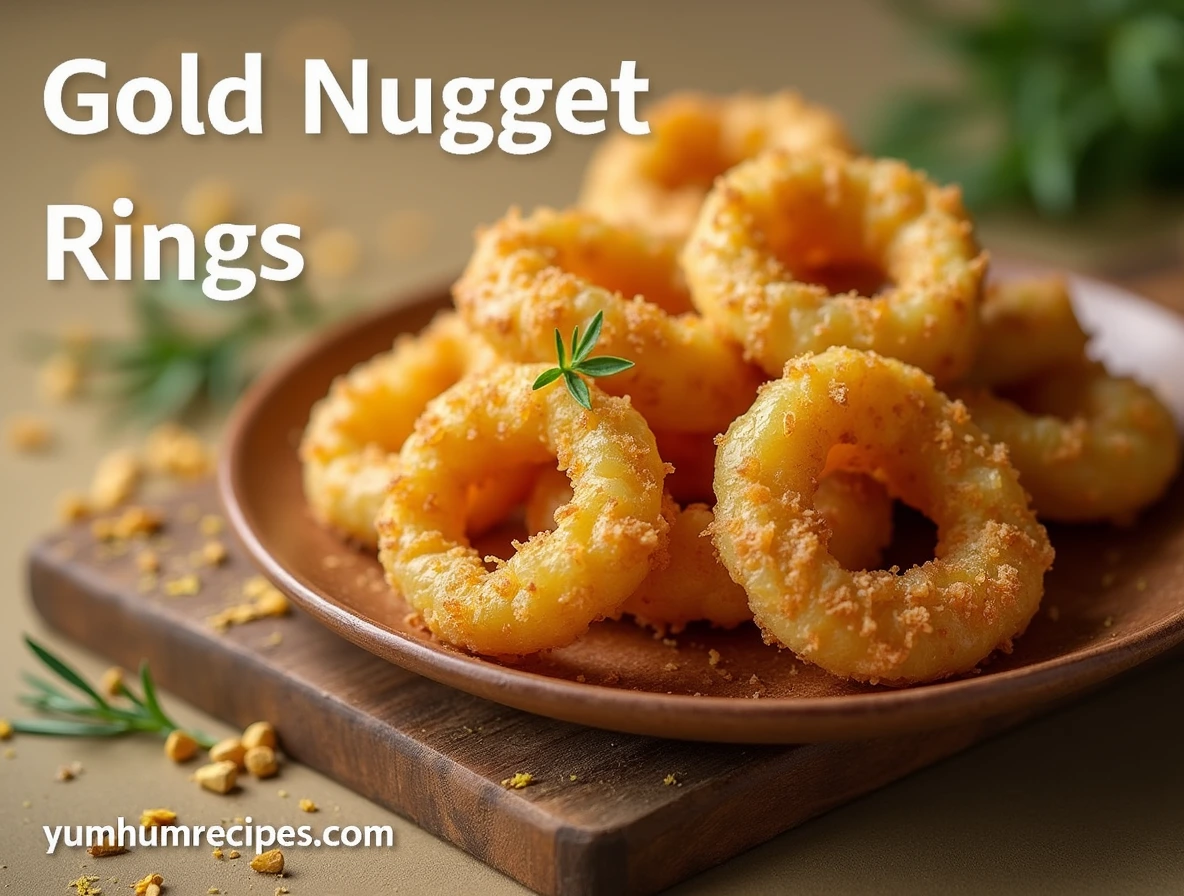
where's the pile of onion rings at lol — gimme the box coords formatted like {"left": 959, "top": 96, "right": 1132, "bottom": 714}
{"left": 297, "top": 89, "right": 1181, "bottom": 684}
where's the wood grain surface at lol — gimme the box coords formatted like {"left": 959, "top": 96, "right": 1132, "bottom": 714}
{"left": 28, "top": 484, "right": 1041, "bottom": 896}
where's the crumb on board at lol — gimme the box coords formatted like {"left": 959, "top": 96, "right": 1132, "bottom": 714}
{"left": 501, "top": 772, "right": 533, "bottom": 790}
{"left": 662, "top": 662, "right": 679, "bottom": 672}
{"left": 135, "top": 550, "right": 160, "bottom": 574}
{"left": 164, "top": 574, "right": 201, "bottom": 597}
{"left": 144, "top": 422, "right": 213, "bottom": 479}
{"left": 568, "top": 774, "right": 578, "bottom": 781}
{"left": 663, "top": 773, "right": 680, "bottom": 786}
{"left": 250, "top": 848, "right": 285, "bottom": 874}
{"left": 227, "top": 849, "right": 241, "bottom": 860}
{"left": 57, "top": 763, "right": 81, "bottom": 782}
{"left": 90, "top": 449, "right": 141, "bottom": 511}
{"left": 208, "top": 578, "right": 290, "bottom": 631}
{"left": 278, "top": 789, "right": 289, "bottom": 798}
{"left": 5, "top": 414, "right": 53, "bottom": 454}
{"left": 132, "top": 873, "right": 164, "bottom": 896}
{"left": 92, "top": 506, "right": 163, "bottom": 542}
{"left": 298, "top": 797, "right": 318, "bottom": 813}
{"left": 201, "top": 540, "right": 228, "bottom": 566}
{"left": 58, "top": 491, "right": 92, "bottom": 523}
{"left": 139, "top": 808, "right": 177, "bottom": 827}
{"left": 87, "top": 839, "right": 128, "bottom": 857}
{"left": 707, "top": 649, "right": 721, "bottom": 667}
{"left": 69, "top": 876, "right": 102, "bottom": 896}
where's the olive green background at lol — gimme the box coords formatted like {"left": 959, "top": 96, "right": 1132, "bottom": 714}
{"left": 2, "top": 2, "right": 1183, "bottom": 893}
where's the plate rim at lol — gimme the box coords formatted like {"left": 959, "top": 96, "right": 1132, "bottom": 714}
{"left": 218, "top": 273, "right": 1184, "bottom": 743}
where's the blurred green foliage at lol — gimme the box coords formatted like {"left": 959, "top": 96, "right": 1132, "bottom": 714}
{"left": 875, "top": 0, "right": 1184, "bottom": 215}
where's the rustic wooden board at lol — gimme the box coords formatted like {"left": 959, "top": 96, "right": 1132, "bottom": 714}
{"left": 28, "top": 483, "right": 1043, "bottom": 896}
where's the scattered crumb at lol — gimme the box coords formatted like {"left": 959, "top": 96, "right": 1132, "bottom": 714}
{"left": 707, "top": 649, "right": 721, "bottom": 667}
{"left": 209, "top": 578, "right": 290, "bottom": 631}
{"left": 131, "top": 873, "right": 163, "bottom": 896}
{"left": 201, "top": 540, "right": 228, "bottom": 566}
{"left": 139, "top": 808, "right": 176, "bottom": 827}
{"left": 278, "top": 789, "right": 289, "bottom": 798}
{"left": 263, "top": 631, "right": 283, "bottom": 648}
{"left": 0, "top": 718, "right": 11, "bottom": 740}
{"left": 663, "top": 773, "right": 680, "bottom": 787}
{"left": 165, "top": 730, "right": 199, "bottom": 763}
{"left": 56, "top": 764, "right": 78, "bottom": 782}
{"left": 661, "top": 637, "right": 678, "bottom": 648}
{"left": 144, "top": 422, "right": 212, "bottom": 479}
{"left": 568, "top": 774, "right": 578, "bottom": 781}
{"left": 6, "top": 414, "right": 53, "bottom": 453}
{"left": 501, "top": 772, "right": 533, "bottom": 790}
{"left": 135, "top": 549, "right": 160, "bottom": 574}
{"left": 662, "top": 662, "right": 679, "bottom": 672}
{"left": 208, "top": 889, "right": 220, "bottom": 895}
{"left": 227, "top": 849, "right": 241, "bottom": 860}
{"left": 21, "top": 799, "right": 31, "bottom": 809}
{"left": 39, "top": 352, "right": 83, "bottom": 402}
{"left": 69, "top": 876, "right": 103, "bottom": 895}
{"left": 92, "top": 506, "right": 163, "bottom": 542}
{"left": 58, "top": 491, "right": 92, "bottom": 523}
{"left": 1047, "top": 605, "right": 1061, "bottom": 622}
{"left": 275, "top": 887, "right": 291, "bottom": 896}
{"left": 90, "top": 449, "right": 141, "bottom": 511}
{"left": 87, "top": 839, "right": 128, "bottom": 857}
{"left": 198, "top": 514, "right": 224, "bottom": 537}
{"left": 212, "top": 848, "right": 224, "bottom": 860}
{"left": 250, "top": 848, "right": 285, "bottom": 874}
{"left": 100, "top": 667, "right": 124, "bottom": 698}
{"left": 164, "top": 574, "right": 201, "bottom": 597}
{"left": 298, "top": 797, "right": 318, "bottom": 813}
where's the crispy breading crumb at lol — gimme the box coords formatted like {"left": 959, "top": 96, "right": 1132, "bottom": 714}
{"left": 212, "top": 848, "right": 224, "bottom": 860}
{"left": 100, "top": 667, "right": 125, "bottom": 698}
{"left": 139, "top": 808, "right": 176, "bottom": 827}
{"left": 227, "top": 850, "right": 241, "bottom": 860}
{"left": 707, "top": 649, "right": 721, "bottom": 667}
{"left": 5, "top": 414, "right": 53, "bottom": 454}
{"left": 39, "top": 352, "right": 83, "bottom": 402}
{"left": 56, "top": 763, "right": 78, "bottom": 782}
{"left": 208, "top": 889, "right": 220, "bottom": 894}
{"left": 92, "top": 506, "right": 163, "bottom": 542}
{"left": 568, "top": 774, "right": 578, "bottom": 781}
{"left": 165, "top": 730, "right": 198, "bottom": 762}
{"left": 500, "top": 773, "right": 533, "bottom": 790}
{"left": 69, "top": 875, "right": 103, "bottom": 895}
{"left": 209, "top": 578, "right": 290, "bottom": 631}
{"left": 90, "top": 449, "right": 141, "bottom": 510}
{"left": 58, "top": 491, "right": 92, "bottom": 523}
{"left": 144, "top": 422, "right": 213, "bottom": 479}
{"left": 164, "top": 574, "right": 201, "bottom": 597}
{"left": 201, "top": 540, "right": 228, "bottom": 566}
{"left": 275, "top": 887, "right": 291, "bottom": 896}
{"left": 131, "top": 873, "right": 164, "bottom": 895}
{"left": 195, "top": 760, "right": 238, "bottom": 794}
{"left": 298, "top": 797, "right": 318, "bottom": 813}
{"left": 87, "top": 839, "right": 128, "bottom": 857}
{"left": 250, "top": 848, "right": 285, "bottom": 874}
{"left": 0, "top": 718, "right": 11, "bottom": 740}
{"left": 663, "top": 773, "right": 680, "bottom": 786}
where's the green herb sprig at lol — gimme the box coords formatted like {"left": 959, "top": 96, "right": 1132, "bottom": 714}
{"left": 875, "top": 0, "right": 1184, "bottom": 216}
{"left": 10, "top": 635, "right": 214, "bottom": 746}
{"left": 531, "top": 310, "right": 634, "bottom": 410}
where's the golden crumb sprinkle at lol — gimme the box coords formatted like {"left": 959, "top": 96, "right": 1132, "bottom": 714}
{"left": 298, "top": 797, "right": 318, "bottom": 813}
{"left": 90, "top": 449, "right": 141, "bottom": 511}
{"left": 69, "top": 876, "right": 103, "bottom": 896}
{"left": 227, "top": 849, "right": 241, "bottom": 860}
{"left": 208, "top": 889, "right": 220, "bottom": 894}
{"left": 6, "top": 414, "right": 53, "bottom": 454}
{"left": 0, "top": 718, "right": 11, "bottom": 740}
{"left": 165, "top": 730, "right": 199, "bottom": 763}
{"left": 198, "top": 514, "right": 224, "bottom": 536}
{"left": 164, "top": 574, "right": 201, "bottom": 597}
{"left": 201, "top": 540, "right": 228, "bottom": 566}
{"left": 275, "top": 887, "right": 291, "bottom": 896}
{"left": 58, "top": 491, "right": 92, "bottom": 523}
{"left": 663, "top": 773, "right": 680, "bottom": 786}
{"left": 250, "top": 848, "right": 285, "bottom": 874}
{"left": 209, "top": 579, "right": 290, "bottom": 631}
{"left": 194, "top": 760, "right": 238, "bottom": 794}
{"left": 242, "top": 721, "right": 277, "bottom": 750}
{"left": 87, "top": 839, "right": 128, "bottom": 857}
{"left": 144, "top": 422, "right": 213, "bottom": 479}
{"left": 707, "top": 648, "right": 721, "bottom": 667}
{"left": 212, "top": 848, "right": 224, "bottom": 860}
{"left": 100, "top": 667, "right": 125, "bottom": 698}
{"left": 56, "top": 764, "right": 77, "bottom": 782}
{"left": 263, "top": 631, "right": 283, "bottom": 648}
{"left": 139, "top": 808, "right": 176, "bottom": 827}
{"left": 131, "top": 873, "right": 164, "bottom": 895}
{"left": 92, "top": 506, "right": 163, "bottom": 542}
{"left": 500, "top": 772, "right": 533, "bottom": 790}
{"left": 39, "top": 352, "right": 83, "bottom": 403}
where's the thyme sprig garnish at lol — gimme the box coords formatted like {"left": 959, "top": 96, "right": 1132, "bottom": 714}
{"left": 11, "top": 635, "right": 214, "bottom": 746}
{"left": 531, "top": 310, "right": 634, "bottom": 410}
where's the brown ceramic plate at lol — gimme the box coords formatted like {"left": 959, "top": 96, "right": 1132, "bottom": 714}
{"left": 219, "top": 268, "right": 1184, "bottom": 743}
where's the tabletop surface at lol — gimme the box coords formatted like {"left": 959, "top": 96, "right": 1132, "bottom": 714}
{"left": 2, "top": 2, "right": 1183, "bottom": 894}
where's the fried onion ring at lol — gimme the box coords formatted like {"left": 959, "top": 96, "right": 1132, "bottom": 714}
{"left": 712, "top": 347, "right": 1053, "bottom": 685}
{"left": 376, "top": 364, "right": 669, "bottom": 655}
{"left": 580, "top": 90, "right": 854, "bottom": 241}
{"left": 682, "top": 150, "right": 985, "bottom": 383}
{"left": 972, "top": 276, "right": 1090, "bottom": 387}
{"left": 453, "top": 207, "right": 764, "bottom": 433}
{"left": 525, "top": 467, "right": 894, "bottom": 631}
{"left": 300, "top": 312, "right": 532, "bottom": 546}
{"left": 957, "top": 361, "right": 1181, "bottom": 523}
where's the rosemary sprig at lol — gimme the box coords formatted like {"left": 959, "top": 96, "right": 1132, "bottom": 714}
{"left": 11, "top": 635, "right": 214, "bottom": 747}
{"left": 531, "top": 310, "right": 634, "bottom": 410}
